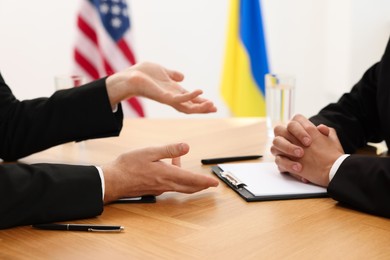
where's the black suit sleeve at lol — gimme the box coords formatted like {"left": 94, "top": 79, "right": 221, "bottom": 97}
{"left": 0, "top": 163, "right": 103, "bottom": 229}
{"left": 328, "top": 155, "right": 390, "bottom": 218}
{"left": 0, "top": 74, "right": 123, "bottom": 161}
{"left": 308, "top": 38, "right": 390, "bottom": 218}
{"left": 310, "top": 62, "right": 382, "bottom": 154}
{"left": 0, "top": 73, "right": 124, "bottom": 228}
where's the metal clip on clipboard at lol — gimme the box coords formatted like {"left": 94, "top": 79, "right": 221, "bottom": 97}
{"left": 221, "top": 171, "right": 246, "bottom": 189}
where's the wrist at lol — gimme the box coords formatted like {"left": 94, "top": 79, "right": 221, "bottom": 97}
{"left": 321, "top": 153, "right": 345, "bottom": 187}
{"left": 95, "top": 166, "right": 105, "bottom": 201}
{"left": 105, "top": 72, "right": 134, "bottom": 109}
{"left": 329, "top": 154, "right": 350, "bottom": 182}
{"left": 101, "top": 164, "right": 121, "bottom": 204}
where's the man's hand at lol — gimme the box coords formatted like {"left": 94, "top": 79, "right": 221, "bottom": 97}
{"left": 271, "top": 114, "right": 316, "bottom": 159}
{"left": 270, "top": 114, "right": 344, "bottom": 187}
{"left": 101, "top": 143, "right": 219, "bottom": 203}
{"left": 106, "top": 62, "right": 217, "bottom": 114}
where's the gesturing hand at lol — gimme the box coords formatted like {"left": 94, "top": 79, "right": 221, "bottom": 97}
{"left": 102, "top": 143, "right": 219, "bottom": 203}
{"left": 106, "top": 62, "right": 217, "bottom": 114}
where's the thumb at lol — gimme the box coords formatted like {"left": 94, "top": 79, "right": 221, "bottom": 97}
{"left": 328, "top": 128, "right": 342, "bottom": 143}
{"left": 167, "top": 69, "right": 184, "bottom": 82}
{"left": 150, "top": 143, "right": 190, "bottom": 161}
{"left": 317, "top": 124, "right": 331, "bottom": 136}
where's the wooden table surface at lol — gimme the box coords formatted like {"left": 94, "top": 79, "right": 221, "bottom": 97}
{"left": 1, "top": 118, "right": 389, "bottom": 259}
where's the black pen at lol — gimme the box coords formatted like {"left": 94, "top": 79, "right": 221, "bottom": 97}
{"left": 201, "top": 155, "right": 262, "bottom": 165}
{"left": 32, "top": 223, "right": 124, "bottom": 232}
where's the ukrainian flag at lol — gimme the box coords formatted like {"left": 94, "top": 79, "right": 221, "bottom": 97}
{"left": 221, "top": 0, "right": 269, "bottom": 117}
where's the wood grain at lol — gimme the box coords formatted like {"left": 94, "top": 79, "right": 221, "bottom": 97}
{"left": 1, "top": 118, "right": 389, "bottom": 259}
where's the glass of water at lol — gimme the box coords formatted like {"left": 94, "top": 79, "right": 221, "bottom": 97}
{"left": 265, "top": 73, "right": 295, "bottom": 137}
{"left": 54, "top": 75, "right": 85, "bottom": 91}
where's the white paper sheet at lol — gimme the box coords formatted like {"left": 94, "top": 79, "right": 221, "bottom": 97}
{"left": 218, "top": 162, "right": 327, "bottom": 196}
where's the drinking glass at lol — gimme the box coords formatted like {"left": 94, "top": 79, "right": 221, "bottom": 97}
{"left": 265, "top": 74, "right": 295, "bottom": 137}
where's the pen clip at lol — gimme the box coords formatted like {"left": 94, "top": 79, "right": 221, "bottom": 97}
{"left": 221, "top": 171, "right": 246, "bottom": 189}
{"left": 89, "top": 226, "right": 124, "bottom": 232}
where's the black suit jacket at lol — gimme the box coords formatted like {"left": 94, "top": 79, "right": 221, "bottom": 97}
{"left": 0, "top": 73, "right": 123, "bottom": 229}
{"left": 310, "top": 37, "right": 390, "bottom": 218}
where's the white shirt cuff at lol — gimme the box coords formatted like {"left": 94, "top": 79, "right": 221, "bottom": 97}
{"left": 95, "top": 166, "right": 105, "bottom": 201}
{"left": 329, "top": 154, "right": 350, "bottom": 182}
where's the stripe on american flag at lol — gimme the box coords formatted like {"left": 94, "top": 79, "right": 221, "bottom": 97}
{"left": 73, "top": 0, "right": 144, "bottom": 117}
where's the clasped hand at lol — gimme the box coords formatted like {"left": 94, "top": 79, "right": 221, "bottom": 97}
{"left": 270, "top": 114, "right": 344, "bottom": 187}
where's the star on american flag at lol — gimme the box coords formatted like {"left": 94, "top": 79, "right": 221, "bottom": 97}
{"left": 96, "top": 0, "right": 130, "bottom": 41}
{"left": 73, "top": 0, "right": 144, "bottom": 117}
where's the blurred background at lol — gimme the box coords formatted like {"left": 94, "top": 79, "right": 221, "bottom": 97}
{"left": 0, "top": 0, "right": 389, "bottom": 118}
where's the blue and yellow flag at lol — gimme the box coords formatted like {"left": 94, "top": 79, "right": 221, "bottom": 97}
{"left": 221, "top": 0, "right": 269, "bottom": 117}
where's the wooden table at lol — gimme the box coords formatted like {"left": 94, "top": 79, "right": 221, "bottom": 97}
{"left": 1, "top": 118, "right": 389, "bottom": 259}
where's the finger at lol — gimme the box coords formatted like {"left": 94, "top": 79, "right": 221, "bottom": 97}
{"left": 165, "top": 168, "right": 219, "bottom": 193}
{"left": 286, "top": 117, "right": 312, "bottom": 146}
{"left": 185, "top": 94, "right": 208, "bottom": 104}
{"left": 172, "top": 90, "right": 203, "bottom": 103}
{"left": 167, "top": 69, "right": 184, "bottom": 82}
{"left": 274, "top": 155, "right": 302, "bottom": 174}
{"left": 273, "top": 125, "right": 304, "bottom": 155}
{"left": 172, "top": 157, "right": 181, "bottom": 167}
{"left": 328, "top": 127, "right": 338, "bottom": 140}
{"left": 181, "top": 104, "right": 217, "bottom": 114}
{"left": 292, "top": 114, "right": 316, "bottom": 127}
{"left": 287, "top": 172, "right": 309, "bottom": 183}
{"left": 148, "top": 143, "right": 190, "bottom": 161}
{"left": 327, "top": 127, "right": 344, "bottom": 152}
{"left": 182, "top": 90, "right": 213, "bottom": 104}
{"left": 174, "top": 100, "right": 217, "bottom": 114}
{"left": 170, "top": 89, "right": 218, "bottom": 113}
{"left": 292, "top": 114, "right": 318, "bottom": 137}
{"left": 317, "top": 124, "right": 330, "bottom": 136}
{"left": 271, "top": 136, "right": 304, "bottom": 158}
{"left": 273, "top": 125, "right": 301, "bottom": 145}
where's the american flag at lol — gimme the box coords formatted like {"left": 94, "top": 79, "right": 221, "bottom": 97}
{"left": 73, "top": 0, "right": 144, "bottom": 117}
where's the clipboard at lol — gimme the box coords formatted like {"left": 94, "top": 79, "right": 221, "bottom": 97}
{"left": 211, "top": 162, "right": 328, "bottom": 202}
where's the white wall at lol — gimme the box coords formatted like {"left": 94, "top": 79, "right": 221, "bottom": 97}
{"left": 128, "top": 0, "right": 229, "bottom": 118}
{"left": 0, "top": 1, "right": 79, "bottom": 98}
{"left": 1, "top": 0, "right": 389, "bottom": 118}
